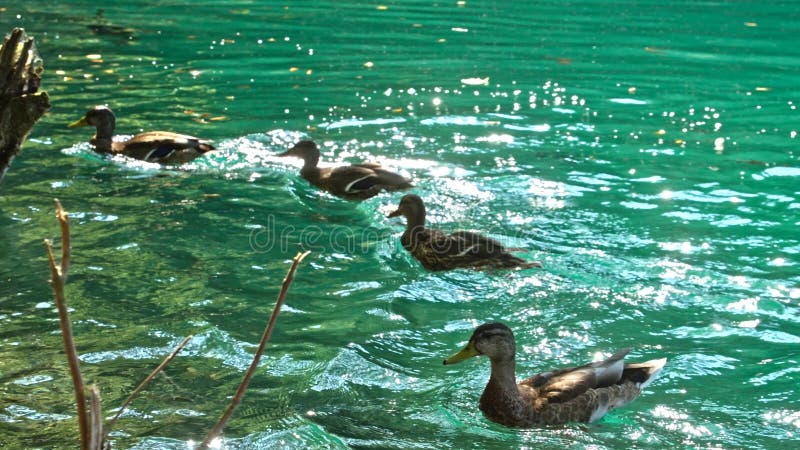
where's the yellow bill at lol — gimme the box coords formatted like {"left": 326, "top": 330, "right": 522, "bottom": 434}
{"left": 67, "top": 116, "right": 89, "bottom": 128}
{"left": 443, "top": 340, "right": 479, "bottom": 365}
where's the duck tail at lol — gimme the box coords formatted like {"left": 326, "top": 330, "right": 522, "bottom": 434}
{"left": 517, "top": 260, "right": 543, "bottom": 269}
{"left": 505, "top": 254, "right": 542, "bottom": 269}
{"left": 622, "top": 357, "right": 667, "bottom": 389}
{"left": 501, "top": 248, "right": 542, "bottom": 269}
{"left": 198, "top": 141, "right": 216, "bottom": 153}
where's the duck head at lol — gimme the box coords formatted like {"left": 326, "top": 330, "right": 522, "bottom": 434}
{"left": 278, "top": 140, "right": 320, "bottom": 168}
{"left": 387, "top": 193, "right": 427, "bottom": 225}
{"left": 68, "top": 105, "right": 117, "bottom": 151}
{"left": 444, "top": 322, "right": 516, "bottom": 365}
{"left": 68, "top": 105, "right": 116, "bottom": 132}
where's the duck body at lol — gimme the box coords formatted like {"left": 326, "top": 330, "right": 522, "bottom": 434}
{"left": 444, "top": 323, "right": 666, "bottom": 426}
{"left": 68, "top": 106, "right": 215, "bottom": 165}
{"left": 388, "top": 194, "right": 542, "bottom": 271}
{"left": 279, "top": 140, "right": 413, "bottom": 200}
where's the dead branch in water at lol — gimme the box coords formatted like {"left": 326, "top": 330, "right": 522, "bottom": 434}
{"left": 104, "top": 335, "right": 193, "bottom": 436}
{"left": 45, "top": 199, "right": 305, "bottom": 448}
{"left": 44, "top": 199, "right": 89, "bottom": 449}
{"left": 89, "top": 385, "right": 103, "bottom": 450}
{"left": 198, "top": 251, "right": 311, "bottom": 449}
{"left": 45, "top": 199, "right": 191, "bottom": 449}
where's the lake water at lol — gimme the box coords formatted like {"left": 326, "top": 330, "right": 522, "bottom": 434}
{"left": 1, "top": 1, "right": 799, "bottom": 448}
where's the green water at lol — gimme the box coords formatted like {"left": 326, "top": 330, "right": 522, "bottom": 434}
{"left": 2, "top": 1, "right": 799, "bottom": 448}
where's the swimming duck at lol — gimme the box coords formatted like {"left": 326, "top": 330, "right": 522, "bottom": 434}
{"left": 444, "top": 323, "right": 666, "bottom": 426}
{"left": 68, "top": 106, "right": 216, "bottom": 164}
{"left": 277, "top": 140, "right": 413, "bottom": 200}
{"left": 387, "top": 194, "right": 542, "bottom": 271}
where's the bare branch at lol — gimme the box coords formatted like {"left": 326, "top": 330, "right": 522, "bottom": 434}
{"left": 198, "top": 251, "right": 311, "bottom": 449}
{"left": 45, "top": 200, "right": 89, "bottom": 449}
{"left": 55, "top": 198, "right": 71, "bottom": 280}
{"left": 104, "top": 335, "right": 193, "bottom": 435}
{"left": 89, "top": 385, "right": 103, "bottom": 450}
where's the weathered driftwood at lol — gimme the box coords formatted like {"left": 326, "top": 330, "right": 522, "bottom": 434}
{"left": 0, "top": 28, "right": 50, "bottom": 182}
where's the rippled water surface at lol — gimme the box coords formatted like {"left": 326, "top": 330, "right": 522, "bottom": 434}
{"left": 1, "top": 1, "right": 799, "bottom": 448}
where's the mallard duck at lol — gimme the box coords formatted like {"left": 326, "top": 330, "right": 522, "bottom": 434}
{"left": 444, "top": 323, "right": 666, "bottom": 426}
{"left": 387, "top": 194, "right": 542, "bottom": 271}
{"left": 277, "top": 140, "right": 413, "bottom": 200}
{"left": 68, "top": 106, "right": 216, "bottom": 164}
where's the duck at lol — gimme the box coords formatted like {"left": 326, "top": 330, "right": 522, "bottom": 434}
{"left": 277, "top": 140, "right": 413, "bottom": 200}
{"left": 387, "top": 194, "right": 542, "bottom": 271}
{"left": 443, "top": 322, "right": 666, "bottom": 426}
{"left": 68, "top": 106, "right": 216, "bottom": 165}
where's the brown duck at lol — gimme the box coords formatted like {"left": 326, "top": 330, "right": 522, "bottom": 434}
{"left": 68, "top": 106, "right": 216, "bottom": 164}
{"left": 444, "top": 323, "right": 666, "bottom": 426}
{"left": 277, "top": 140, "right": 413, "bottom": 200}
{"left": 387, "top": 194, "right": 542, "bottom": 271}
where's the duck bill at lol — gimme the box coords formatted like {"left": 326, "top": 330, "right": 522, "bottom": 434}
{"left": 387, "top": 209, "right": 402, "bottom": 218}
{"left": 67, "top": 116, "right": 89, "bottom": 128}
{"left": 443, "top": 340, "right": 479, "bottom": 365}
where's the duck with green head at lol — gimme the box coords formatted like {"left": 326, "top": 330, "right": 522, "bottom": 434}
{"left": 444, "top": 323, "right": 666, "bottom": 426}
{"left": 68, "top": 105, "right": 216, "bottom": 164}
{"left": 278, "top": 140, "right": 413, "bottom": 200}
{"left": 387, "top": 194, "right": 542, "bottom": 271}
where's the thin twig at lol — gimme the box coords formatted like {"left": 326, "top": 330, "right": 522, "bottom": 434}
{"left": 55, "top": 198, "right": 71, "bottom": 281}
{"left": 89, "top": 385, "right": 103, "bottom": 450}
{"left": 104, "top": 335, "right": 193, "bottom": 436}
{"left": 198, "top": 251, "right": 311, "bottom": 449}
{"left": 45, "top": 199, "right": 89, "bottom": 449}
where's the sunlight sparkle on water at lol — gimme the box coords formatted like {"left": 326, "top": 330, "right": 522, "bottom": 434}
{"left": 764, "top": 410, "right": 800, "bottom": 429}
{"left": 186, "top": 437, "right": 222, "bottom": 449}
{"left": 653, "top": 406, "right": 713, "bottom": 437}
{"left": 658, "top": 241, "right": 694, "bottom": 254}
{"left": 476, "top": 133, "right": 514, "bottom": 144}
{"left": 738, "top": 319, "right": 760, "bottom": 328}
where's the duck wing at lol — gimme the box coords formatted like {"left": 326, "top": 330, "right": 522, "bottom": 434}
{"left": 326, "top": 165, "right": 384, "bottom": 194}
{"left": 444, "top": 231, "right": 511, "bottom": 258}
{"left": 326, "top": 164, "right": 412, "bottom": 196}
{"left": 113, "top": 131, "right": 215, "bottom": 162}
{"left": 519, "top": 349, "right": 630, "bottom": 403}
{"left": 354, "top": 163, "right": 413, "bottom": 190}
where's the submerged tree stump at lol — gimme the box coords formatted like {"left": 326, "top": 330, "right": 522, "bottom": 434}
{"left": 0, "top": 28, "right": 50, "bottom": 183}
